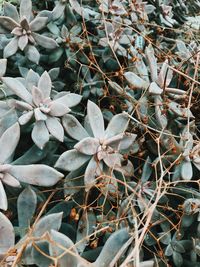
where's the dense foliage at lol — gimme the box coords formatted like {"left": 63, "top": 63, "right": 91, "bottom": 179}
{"left": 0, "top": 0, "right": 199, "bottom": 266}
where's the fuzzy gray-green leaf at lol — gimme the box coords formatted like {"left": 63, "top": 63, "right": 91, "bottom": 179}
{"left": 62, "top": 114, "right": 89, "bottom": 141}
{"left": 4, "top": 2, "right": 20, "bottom": 23}
{"left": 30, "top": 17, "right": 48, "bottom": 32}
{"left": 0, "top": 181, "right": 8, "bottom": 211}
{"left": 0, "top": 212, "right": 14, "bottom": 256}
{"left": 94, "top": 228, "right": 130, "bottom": 267}
{"left": 38, "top": 71, "right": 52, "bottom": 99}
{"left": 9, "top": 164, "right": 63, "bottom": 186}
{"left": 0, "top": 59, "right": 7, "bottom": 77}
{"left": 55, "top": 93, "right": 82, "bottom": 108}
{"left": 124, "top": 72, "right": 148, "bottom": 89}
{"left": 145, "top": 44, "right": 158, "bottom": 82}
{"left": 181, "top": 160, "right": 193, "bottom": 180}
{"left": 55, "top": 149, "right": 90, "bottom": 171}
{"left": 0, "top": 123, "right": 20, "bottom": 164}
{"left": 20, "top": 0, "right": 32, "bottom": 22}
{"left": 75, "top": 137, "right": 99, "bottom": 155}
{"left": 32, "top": 121, "right": 49, "bottom": 149}
{"left": 25, "top": 45, "right": 40, "bottom": 64}
{"left": 18, "top": 34, "right": 28, "bottom": 51}
{"left": 84, "top": 156, "right": 99, "bottom": 190}
{"left": 3, "top": 37, "right": 18, "bottom": 58}
{"left": 33, "top": 212, "right": 63, "bottom": 237}
{"left": 0, "top": 16, "right": 19, "bottom": 31}
{"left": 2, "top": 77, "right": 33, "bottom": 104}
{"left": 49, "top": 101, "right": 70, "bottom": 117}
{"left": 32, "top": 32, "right": 59, "bottom": 49}
{"left": 46, "top": 117, "right": 64, "bottom": 142}
{"left": 49, "top": 230, "right": 78, "bottom": 267}
{"left": 87, "top": 100, "right": 104, "bottom": 139}
{"left": 17, "top": 187, "right": 37, "bottom": 233}
{"left": 105, "top": 113, "right": 129, "bottom": 139}
{"left": 76, "top": 211, "right": 96, "bottom": 253}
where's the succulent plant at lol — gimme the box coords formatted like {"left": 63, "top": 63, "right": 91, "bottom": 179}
{"left": 0, "top": 122, "right": 63, "bottom": 210}
{"left": 2, "top": 70, "right": 82, "bottom": 148}
{"left": 0, "top": 0, "right": 58, "bottom": 63}
{"left": 48, "top": 24, "right": 83, "bottom": 64}
{"left": 0, "top": 58, "right": 7, "bottom": 78}
{"left": 56, "top": 100, "right": 137, "bottom": 190}
{"left": 176, "top": 131, "right": 200, "bottom": 181}
{"left": 0, "top": 212, "right": 15, "bottom": 259}
{"left": 0, "top": 0, "right": 199, "bottom": 266}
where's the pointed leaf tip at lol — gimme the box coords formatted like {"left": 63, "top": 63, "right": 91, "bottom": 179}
{"left": 87, "top": 100, "right": 104, "bottom": 139}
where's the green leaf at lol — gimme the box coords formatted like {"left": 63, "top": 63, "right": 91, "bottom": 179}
{"left": 17, "top": 186, "right": 37, "bottom": 236}
{"left": 0, "top": 108, "right": 18, "bottom": 137}
{"left": 2, "top": 77, "right": 33, "bottom": 104}
{"left": 141, "top": 156, "right": 152, "bottom": 182}
{"left": 55, "top": 149, "right": 90, "bottom": 171}
{"left": 165, "top": 244, "right": 173, "bottom": 256}
{"left": 49, "top": 230, "right": 78, "bottom": 267}
{"left": 76, "top": 210, "right": 96, "bottom": 253}
{"left": 47, "top": 201, "right": 74, "bottom": 218}
{"left": 3, "top": 37, "right": 18, "bottom": 58}
{"left": 4, "top": 2, "right": 19, "bottom": 22}
{"left": 181, "top": 160, "right": 193, "bottom": 180}
{"left": 33, "top": 212, "right": 63, "bottom": 237}
{"left": 0, "top": 122, "right": 20, "bottom": 164}
{"left": 0, "top": 212, "right": 15, "bottom": 256}
{"left": 48, "top": 68, "right": 60, "bottom": 81}
{"left": 32, "top": 121, "right": 49, "bottom": 149}
{"left": 38, "top": 71, "right": 52, "bottom": 99}
{"left": 140, "top": 261, "right": 155, "bottom": 267}
{"left": 84, "top": 156, "right": 100, "bottom": 191}
{"left": 145, "top": 44, "right": 158, "bottom": 82}
{"left": 87, "top": 100, "right": 104, "bottom": 139}
{"left": 172, "top": 241, "right": 185, "bottom": 253}
{"left": 13, "top": 142, "right": 58, "bottom": 165}
{"left": 148, "top": 82, "right": 163, "bottom": 95}
{"left": 62, "top": 114, "right": 89, "bottom": 141}
{"left": 18, "top": 34, "right": 28, "bottom": 51}
{"left": 159, "top": 232, "right": 171, "bottom": 245}
{"left": 75, "top": 137, "right": 99, "bottom": 155}
{"left": 25, "top": 45, "right": 40, "bottom": 64}
{"left": 0, "top": 180, "right": 8, "bottom": 210}
{"left": 30, "top": 17, "right": 48, "bottom": 32}
{"left": 0, "top": 16, "right": 19, "bottom": 31}
{"left": 105, "top": 113, "right": 129, "bottom": 139}
{"left": 32, "top": 32, "right": 59, "bottom": 49}
{"left": 46, "top": 117, "right": 64, "bottom": 142}
{"left": 124, "top": 72, "right": 148, "bottom": 89}
{"left": 9, "top": 164, "right": 63, "bottom": 186}
{"left": 25, "top": 69, "right": 40, "bottom": 91}
{"left": 0, "top": 59, "right": 7, "bottom": 77}
{"left": 20, "top": 0, "right": 32, "bottom": 22}
{"left": 172, "top": 251, "right": 183, "bottom": 267}
{"left": 52, "top": 1, "right": 65, "bottom": 20}
{"left": 181, "top": 214, "right": 194, "bottom": 228}
{"left": 32, "top": 241, "right": 52, "bottom": 267}
{"left": 94, "top": 228, "right": 130, "bottom": 267}
{"left": 55, "top": 93, "right": 82, "bottom": 108}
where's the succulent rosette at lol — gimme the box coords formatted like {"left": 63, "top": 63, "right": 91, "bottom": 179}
{"left": 2, "top": 70, "right": 82, "bottom": 149}
{"left": 0, "top": 0, "right": 58, "bottom": 63}
{"left": 56, "top": 100, "right": 137, "bottom": 190}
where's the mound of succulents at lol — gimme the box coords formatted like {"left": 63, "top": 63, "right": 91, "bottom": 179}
{"left": 0, "top": 0, "right": 199, "bottom": 267}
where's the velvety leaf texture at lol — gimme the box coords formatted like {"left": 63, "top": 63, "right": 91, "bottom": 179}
{"left": 0, "top": 212, "right": 15, "bottom": 255}
{"left": 0, "top": 1, "right": 199, "bottom": 266}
